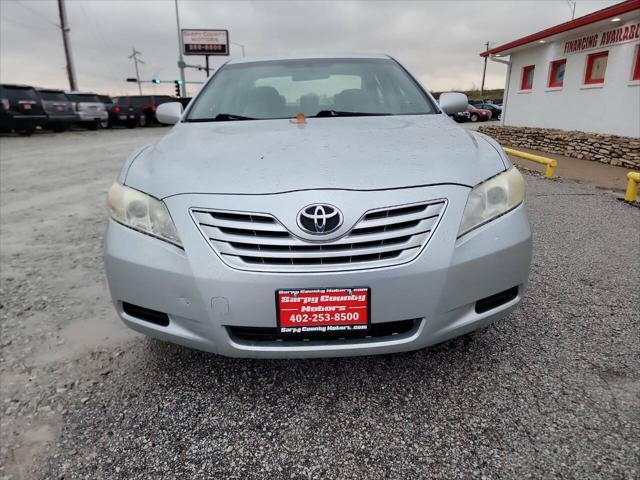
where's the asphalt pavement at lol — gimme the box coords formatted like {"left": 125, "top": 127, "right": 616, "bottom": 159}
{"left": 0, "top": 128, "right": 638, "bottom": 479}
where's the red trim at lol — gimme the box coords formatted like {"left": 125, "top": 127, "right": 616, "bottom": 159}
{"left": 548, "top": 59, "right": 567, "bottom": 87}
{"left": 584, "top": 51, "right": 609, "bottom": 84}
{"left": 480, "top": 0, "right": 640, "bottom": 57}
{"left": 633, "top": 45, "right": 640, "bottom": 80}
{"left": 521, "top": 65, "right": 535, "bottom": 90}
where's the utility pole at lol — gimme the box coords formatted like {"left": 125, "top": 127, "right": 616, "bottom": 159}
{"left": 174, "top": 0, "right": 187, "bottom": 97}
{"left": 57, "top": 0, "right": 77, "bottom": 90}
{"left": 567, "top": 1, "right": 577, "bottom": 20}
{"left": 128, "top": 48, "right": 144, "bottom": 95}
{"left": 480, "top": 41, "right": 489, "bottom": 96}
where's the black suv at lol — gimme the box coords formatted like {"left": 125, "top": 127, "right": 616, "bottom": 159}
{"left": 113, "top": 95, "right": 174, "bottom": 126}
{"left": 101, "top": 94, "right": 138, "bottom": 128}
{"left": 0, "top": 84, "right": 47, "bottom": 134}
{"left": 37, "top": 88, "right": 76, "bottom": 132}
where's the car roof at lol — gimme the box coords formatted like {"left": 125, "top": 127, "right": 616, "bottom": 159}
{"left": 1, "top": 84, "right": 36, "bottom": 89}
{"left": 37, "top": 88, "right": 66, "bottom": 93}
{"left": 226, "top": 53, "right": 392, "bottom": 65}
{"left": 65, "top": 91, "right": 99, "bottom": 95}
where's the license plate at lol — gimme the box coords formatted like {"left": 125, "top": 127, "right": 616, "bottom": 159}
{"left": 119, "top": 115, "right": 127, "bottom": 120}
{"left": 276, "top": 287, "right": 370, "bottom": 334}
{"left": 56, "top": 105, "right": 64, "bottom": 111}
{"left": 23, "top": 104, "right": 31, "bottom": 110}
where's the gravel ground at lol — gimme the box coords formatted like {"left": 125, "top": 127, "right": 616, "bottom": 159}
{"left": 1, "top": 128, "right": 638, "bottom": 479}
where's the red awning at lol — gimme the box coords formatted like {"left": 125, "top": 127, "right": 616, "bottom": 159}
{"left": 480, "top": 0, "right": 640, "bottom": 57}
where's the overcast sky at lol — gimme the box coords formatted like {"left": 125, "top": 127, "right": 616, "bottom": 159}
{"left": 0, "top": 0, "right": 617, "bottom": 97}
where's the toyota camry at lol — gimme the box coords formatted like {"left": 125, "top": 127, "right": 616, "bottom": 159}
{"left": 104, "top": 54, "right": 532, "bottom": 358}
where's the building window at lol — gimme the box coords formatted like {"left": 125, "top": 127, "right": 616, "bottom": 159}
{"left": 521, "top": 65, "right": 535, "bottom": 90}
{"left": 633, "top": 45, "right": 640, "bottom": 81}
{"left": 548, "top": 59, "right": 567, "bottom": 88}
{"left": 584, "top": 51, "right": 608, "bottom": 85}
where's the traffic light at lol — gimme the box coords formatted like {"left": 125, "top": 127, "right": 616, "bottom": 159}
{"left": 152, "top": 78, "right": 161, "bottom": 84}
{"left": 174, "top": 79, "right": 183, "bottom": 97}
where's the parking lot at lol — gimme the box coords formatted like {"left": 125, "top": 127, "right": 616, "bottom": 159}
{"left": 0, "top": 128, "right": 638, "bottom": 479}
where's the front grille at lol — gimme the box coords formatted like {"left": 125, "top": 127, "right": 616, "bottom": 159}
{"left": 227, "top": 318, "right": 420, "bottom": 344}
{"left": 191, "top": 200, "right": 446, "bottom": 272}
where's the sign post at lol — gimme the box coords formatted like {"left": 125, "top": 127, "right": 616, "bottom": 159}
{"left": 181, "top": 29, "right": 229, "bottom": 77}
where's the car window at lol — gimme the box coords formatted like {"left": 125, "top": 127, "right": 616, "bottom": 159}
{"left": 39, "top": 91, "right": 69, "bottom": 102}
{"left": 99, "top": 95, "right": 112, "bottom": 103}
{"left": 153, "top": 96, "right": 173, "bottom": 105}
{"left": 0, "top": 86, "right": 39, "bottom": 102}
{"left": 67, "top": 94, "right": 100, "bottom": 103}
{"left": 130, "top": 96, "right": 152, "bottom": 107}
{"left": 187, "top": 58, "right": 436, "bottom": 120}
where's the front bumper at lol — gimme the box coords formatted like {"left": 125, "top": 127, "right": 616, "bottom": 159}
{"left": 104, "top": 185, "right": 532, "bottom": 358}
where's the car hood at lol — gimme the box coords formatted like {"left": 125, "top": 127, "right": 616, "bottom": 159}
{"left": 124, "top": 114, "right": 506, "bottom": 198}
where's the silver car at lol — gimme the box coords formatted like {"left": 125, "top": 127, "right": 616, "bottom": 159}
{"left": 66, "top": 91, "right": 107, "bottom": 130}
{"left": 104, "top": 54, "right": 532, "bottom": 358}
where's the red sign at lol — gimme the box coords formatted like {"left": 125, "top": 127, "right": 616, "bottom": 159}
{"left": 277, "top": 288, "right": 369, "bottom": 334}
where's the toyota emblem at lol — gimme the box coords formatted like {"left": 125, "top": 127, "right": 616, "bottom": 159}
{"left": 297, "top": 204, "right": 343, "bottom": 235}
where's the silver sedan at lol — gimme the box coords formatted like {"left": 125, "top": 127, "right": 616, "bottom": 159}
{"left": 104, "top": 54, "right": 532, "bottom": 358}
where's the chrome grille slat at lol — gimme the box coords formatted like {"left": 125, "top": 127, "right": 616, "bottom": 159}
{"left": 191, "top": 200, "right": 446, "bottom": 272}
{"left": 193, "top": 212, "right": 287, "bottom": 232}
{"left": 214, "top": 236, "right": 423, "bottom": 259}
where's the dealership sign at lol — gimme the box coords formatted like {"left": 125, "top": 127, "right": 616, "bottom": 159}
{"left": 564, "top": 21, "right": 640, "bottom": 54}
{"left": 182, "top": 29, "right": 229, "bottom": 56}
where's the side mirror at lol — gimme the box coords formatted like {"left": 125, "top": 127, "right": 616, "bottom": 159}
{"left": 439, "top": 92, "right": 469, "bottom": 115}
{"left": 156, "top": 102, "right": 184, "bottom": 125}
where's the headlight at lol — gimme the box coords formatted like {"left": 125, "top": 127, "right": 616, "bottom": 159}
{"left": 107, "top": 182, "right": 182, "bottom": 247}
{"left": 458, "top": 167, "right": 525, "bottom": 237}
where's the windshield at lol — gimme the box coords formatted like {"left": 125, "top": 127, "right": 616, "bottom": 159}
{"left": 186, "top": 58, "right": 436, "bottom": 121}
{"left": 0, "top": 86, "right": 39, "bottom": 101}
{"left": 67, "top": 94, "right": 100, "bottom": 103}
{"left": 39, "top": 91, "right": 68, "bottom": 102}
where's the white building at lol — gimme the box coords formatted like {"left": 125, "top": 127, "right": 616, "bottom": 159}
{"left": 482, "top": 0, "right": 640, "bottom": 138}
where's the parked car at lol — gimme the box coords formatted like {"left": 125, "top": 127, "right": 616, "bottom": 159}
{"left": 476, "top": 103, "right": 502, "bottom": 121}
{"left": 112, "top": 95, "right": 174, "bottom": 126}
{"left": 451, "top": 111, "right": 470, "bottom": 123}
{"left": 0, "top": 84, "right": 47, "bottom": 135}
{"left": 36, "top": 88, "right": 76, "bottom": 132}
{"left": 98, "top": 95, "right": 116, "bottom": 128}
{"left": 65, "top": 91, "right": 108, "bottom": 130}
{"left": 466, "top": 105, "right": 492, "bottom": 122}
{"left": 105, "top": 54, "right": 532, "bottom": 358}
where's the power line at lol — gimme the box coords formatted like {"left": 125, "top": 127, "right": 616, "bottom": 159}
{"left": 10, "top": 0, "right": 60, "bottom": 28}
{"left": 0, "top": 15, "right": 45, "bottom": 31}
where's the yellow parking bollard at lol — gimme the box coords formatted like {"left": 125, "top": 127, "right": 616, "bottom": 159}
{"left": 624, "top": 171, "right": 640, "bottom": 202}
{"left": 502, "top": 147, "right": 558, "bottom": 178}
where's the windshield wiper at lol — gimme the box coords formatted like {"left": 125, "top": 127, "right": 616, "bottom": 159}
{"left": 314, "top": 110, "right": 391, "bottom": 118}
{"left": 186, "top": 113, "right": 255, "bottom": 122}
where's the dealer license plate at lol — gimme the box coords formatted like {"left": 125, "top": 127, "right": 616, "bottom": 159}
{"left": 276, "top": 287, "right": 370, "bottom": 334}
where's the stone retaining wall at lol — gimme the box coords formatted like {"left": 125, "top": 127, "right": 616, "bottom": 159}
{"left": 478, "top": 125, "right": 640, "bottom": 170}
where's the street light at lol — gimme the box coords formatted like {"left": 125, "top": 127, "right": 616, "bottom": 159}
{"left": 230, "top": 41, "right": 246, "bottom": 57}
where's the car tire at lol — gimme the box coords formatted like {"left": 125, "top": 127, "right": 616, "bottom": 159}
{"left": 497, "top": 114, "right": 502, "bottom": 121}
{"left": 87, "top": 122, "right": 99, "bottom": 131}
{"left": 100, "top": 119, "right": 110, "bottom": 129}
{"left": 470, "top": 114, "right": 478, "bottom": 122}
{"left": 126, "top": 121, "right": 137, "bottom": 129}
{"left": 139, "top": 115, "right": 147, "bottom": 127}
{"left": 52, "top": 124, "right": 68, "bottom": 133}
{"left": 18, "top": 126, "right": 35, "bottom": 136}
